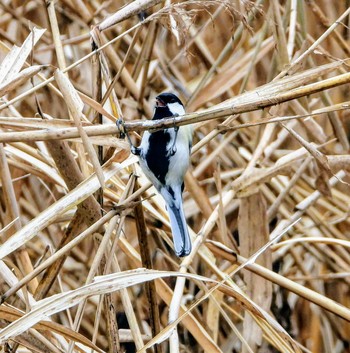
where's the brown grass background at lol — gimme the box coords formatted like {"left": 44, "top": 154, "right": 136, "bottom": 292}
{"left": 1, "top": 1, "right": 350, "bottom": 352}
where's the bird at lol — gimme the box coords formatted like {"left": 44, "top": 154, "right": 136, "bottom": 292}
{"left": 124, "top": 93, "right": 193, "bottom": 257}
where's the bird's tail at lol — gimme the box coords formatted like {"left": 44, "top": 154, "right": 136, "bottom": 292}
{"left": 167, "top": 202, "right": 191, "bottom": 257}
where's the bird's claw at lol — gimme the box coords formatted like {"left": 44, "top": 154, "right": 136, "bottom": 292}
{"left": 116, "top": 119, "right": 141, "bottom": 155}
{"left": 168, "top": 124, "right": 179, "bottom": 156}
{"left": 131, "top": 146, "right": 141, "bottom": 156}
{"left": 116, "top": 119, "right": 126, "bottom": 139}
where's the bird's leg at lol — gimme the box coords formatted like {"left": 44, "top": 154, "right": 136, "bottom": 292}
{"left": 169, "top": 126, "right": 179, "bottom": 156}
{"left": 169, "top": 115, "right": 179, "bottom": 156}
{"left": 116, "top": 119, "right": 140, "bottom": 156}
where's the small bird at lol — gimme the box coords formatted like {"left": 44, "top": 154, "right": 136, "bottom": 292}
{"left": 126, "top": 93, "right": 192, "bottom": 257}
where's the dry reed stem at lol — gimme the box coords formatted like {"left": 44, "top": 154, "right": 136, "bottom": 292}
{"left": 133, "top": 181, "right": 162, "bottom": 353}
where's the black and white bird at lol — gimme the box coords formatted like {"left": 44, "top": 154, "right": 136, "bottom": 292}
{"left": 127, "top": 93, "right": 192, "bottom": 257}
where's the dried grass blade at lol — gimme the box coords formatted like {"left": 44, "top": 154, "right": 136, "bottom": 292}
{"left": 0, "top": 27, "right": 46, "bottom": 85}
{"left": 98, "top": 0, "right": 162, "bottom": 30}
{"left": 239, "top": 191, "right": 271, "bottom": 352}
{"left": 54, "top": 69, "right": 105, "bottom": 187}
{"left": 281, "top": 123, "right": 331, "bottom": 175}
{"left": 0, "top": 306, "right": 104, "bottom": 353}
{"left": 0, "top": 65, "right": 46, "bottom": 97}
{"left": 0, "top": 270, "right": 213, "bottom": 343}
{"left": 0, "top": 161, "right": 126, "bottom": 260}
{"left": 1, "top": 210, "right": 120, "bottom": 304}
{"left": 46, "top": 0, "right": 67, "bottom": 70}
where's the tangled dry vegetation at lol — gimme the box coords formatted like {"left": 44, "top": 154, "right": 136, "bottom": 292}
{"left": 1, "top": 0, "right": 350, "bottom": 352}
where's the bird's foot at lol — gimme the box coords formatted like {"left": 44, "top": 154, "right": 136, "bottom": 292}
{"left": 131, "top": 146, "right": 141, "bottom": 156}
{"left": 116, "top": 118, "right": 126, "bottom": 139}
{"left": 171, "top": 125, "right": 179, "bottom": 155}
{"left": 116, "top": 119, "right": 141, "bottom": 156}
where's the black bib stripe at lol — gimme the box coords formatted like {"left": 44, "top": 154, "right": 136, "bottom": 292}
{"left": 145, "top": 130, "right": 170, "bottom": 185}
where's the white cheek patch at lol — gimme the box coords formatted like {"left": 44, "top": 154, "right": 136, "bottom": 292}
{"left": 139, "top": 131, "right": 150, "bottom": 158}
{"left": 168, "top": 102, "right": 185, "bottom": 116}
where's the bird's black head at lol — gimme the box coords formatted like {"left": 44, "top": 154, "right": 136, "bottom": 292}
{"left": 153, "top": 93, "right": 185, "bottom": 120}
{"left": 155, "top": 93, "right": 183, "bottom": 107}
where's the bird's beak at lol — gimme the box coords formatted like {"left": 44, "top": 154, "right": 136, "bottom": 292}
{"left": 155, "top": 98, "right": 166, "bottom": 107}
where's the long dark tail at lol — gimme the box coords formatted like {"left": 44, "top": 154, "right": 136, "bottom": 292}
{"left": 167, "top": 203, "right": 191, "bottom": 257}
